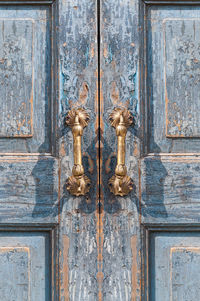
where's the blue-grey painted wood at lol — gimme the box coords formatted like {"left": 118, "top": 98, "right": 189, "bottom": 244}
{"left": 147, "top": 5, "right": 200, "bottom": 152}
{"left": 57, "top": 0, "right": 98, "bottom": 300}
{"left": 0, "top": 232, "right": 50, "bottom": 300}
{"left": 101, "top": 1, "right": 200, "bottom": 300}
{"left": 140, "top": 3, "right": 200, "bottom": 300}
{"left": 0, "top": 155, "right": 58, "bottom": 223}
{"left": 0, "top": 3, "right": 58, "bottom": 300}
{"left": 100, "top": 1, "right": 140, "bottom": 300}
{"left": 149, "top": 232, "right": 200, "bottom": 300}
{"left": 0, "top": 6, "right": 52, "bottom": 153}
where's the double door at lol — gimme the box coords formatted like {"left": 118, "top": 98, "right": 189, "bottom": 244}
{"left": 1, "top": 0, "right": 200, "bottom": 300}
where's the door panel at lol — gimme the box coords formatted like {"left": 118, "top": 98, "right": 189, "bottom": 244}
{"left": 0, "top": 232, "right": 50, "bottom": 300}
{"left": 147, "top": 5, "right": 200, "bottom": 153}
{"left": 0, "top": 5, "right": 52, "bottom": 153}
{"left": 0, "top": 155, "right": 58, "bottom": 223}
{"left": 141, "top": 155, "right": 200, "bottom": 222}
{"left": 149, "top": 231, "right": 200, "bottom": 300}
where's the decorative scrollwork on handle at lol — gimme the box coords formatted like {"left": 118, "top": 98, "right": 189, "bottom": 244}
{"left": 108, "top": 107, "right": 135, "bottom": 196}
{"left": 65, "top": 108, "right": 91, "bottom": 196}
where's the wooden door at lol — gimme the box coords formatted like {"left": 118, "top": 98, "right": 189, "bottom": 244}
{"left": 100, "top": 0, "right": 200, "bottom": 300}
{"left": 2, "top": 0, "right": 200, "bottom": 300}
{"left": 0, "top": 0, "right": 98, "bottom": 300}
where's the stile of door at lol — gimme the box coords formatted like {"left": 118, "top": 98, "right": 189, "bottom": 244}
{"left": 101, "top": 0, "right": 200, "bottom": 300}
{"left": 0, "top": 0, "right": 98, "bottom": 300}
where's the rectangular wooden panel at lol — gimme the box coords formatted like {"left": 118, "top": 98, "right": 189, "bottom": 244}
{"left": 0, "top": 5, "right": 52, "bottom": 153}
{"left": 0, "top": 19, "right": 33, "bottom": 138}
{"left": 171, "top": 247, "right": 200, "bottom": 300}
{"left": 141, "top": 155, "right": 200, "bottom": 223}
{"left": 0, "top": 247, "right": 30, "bottom": 300}
{"left": 146, "top": 6, "right": 200, "bottom": 152}
{"left": 164, "top": 19, "right": 200, "bottom": 138}
{"left": 0, "top": 232, "right": 50, "bottom": 300}
{"left": 149, "top": 231, "right": 200, "bottom": 300}
{"left": 0, "top": 155, "right": 58, "bottom": 223}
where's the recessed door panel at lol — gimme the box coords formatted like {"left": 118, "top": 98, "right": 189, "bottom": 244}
{"left": 0, "top": 6, "right": 52, "bottom": 153}
{"left": 0, "top": 232, "right": 50, "bottom": 300}
{"left": 147, "top": 6, "right": 200, "bottom": 153}
{"left": 149, "top": 231, "right": 200, "bottom": 301}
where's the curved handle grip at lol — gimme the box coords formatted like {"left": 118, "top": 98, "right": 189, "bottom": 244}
{"left": 108, "top": 107, "right": 134, "bottom": 196}
{"left": 65, "top": 108, "right": 91, "bottom": 196}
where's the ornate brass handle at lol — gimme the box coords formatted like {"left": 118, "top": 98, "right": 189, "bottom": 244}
{"left": 108, "top": 107, "right": 134, "bottom": 196}
{"left": 65, "top": 108, "right": 91, "bottom": 196}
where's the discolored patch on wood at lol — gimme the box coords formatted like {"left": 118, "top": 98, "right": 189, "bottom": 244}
{"left": 164, "top": 19, "right": 200, "bottom": 138}
{"left": 0, "top": 19, "right": 34, "bottom": 138}
{"left": 131, "top": 235, "right": 138, "bottom": 301}
{"left": 0, "top": 247, "right": 30, "bottom": 301}
{"left": 60, "top": 235, "right": 69, "bottom": 301}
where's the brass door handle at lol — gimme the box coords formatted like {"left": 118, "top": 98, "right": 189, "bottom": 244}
{"left": 108, "top": 107, "right": 134, "bottom": 196}
{"left": 65, "top": 108, "right": 91, "bottom": 196}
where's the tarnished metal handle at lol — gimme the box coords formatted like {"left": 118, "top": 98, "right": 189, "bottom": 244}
{"left": 108, "top": 107, "right": 134, "bottom": 196}
{"left": 65, "top": 108, "right": 91, "bottom": 196}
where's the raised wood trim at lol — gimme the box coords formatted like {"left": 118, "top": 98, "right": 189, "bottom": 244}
{"left": 0, "top": 0, "right": 54, "bottom": 4}
{"left": 142, "top": 0, "right": 200, "bottom": 4}
{"left": 144, "top": 153, "right": 200, "bottom": 160}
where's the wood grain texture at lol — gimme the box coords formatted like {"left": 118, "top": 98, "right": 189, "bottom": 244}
{"left": 0, "top": 155, "right": 58, "bottom": 223}
{"left": 0, "top": 6, "right": 52, "bottom": 153}
{"left": 141, "top": 155, "right": 200, "bottom": 223}
{"left": 100, "top": 1, "right": 140, "bottom": 300}
{"left": 57, "top": 0, "right": 98, "bottom": 299}
{"left": 0, "top": 3, "right": 58, "bottom": 300}
{"left": 141, "top": 3, "right": 200, "bottom": 300}
{"left": 149, "top": 232, "right": 200, "bottom": 300}
{"left": 0, "top": 232, "right": 50, "bottom": 300}
{"left": 146, "top": 6, "right": 200, "bottom": 152}
{"left": 0, "top": 19, "right": 33, "bottom": 137}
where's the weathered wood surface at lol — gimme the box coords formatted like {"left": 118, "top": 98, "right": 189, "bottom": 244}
{"left": 0, "top": 3, "right": 58, "bottom": 300}
{"left": 57, "top": 0, "right": 98, "bottom": 299}
{"left": 141, "top": 3, "right": 200, "bottom": 300}
{"left": 141, "top": 155, "right": 200, "bottom": 223}
{"left": 0, "top": 232, "right": 50, "bottom": 300}
{"left": 100, "top": 1, "right": 140, "bottom": 300}
{"left": 149, "top": 232, "right": 200, "bottom": 300}
{"left": 147, "top": 6, "right": 200, "bottom": 152}
{"left": 0, "top": 155, "right": 58, "bottom": 223}
{"left": 0, "top": 6, "right": 52, "bottom": 153}
{"left": 102, "top": 1, "right": 200, "bottom": 300}
{"left": 1, "top": 0, "right": 200, "bottom": 300}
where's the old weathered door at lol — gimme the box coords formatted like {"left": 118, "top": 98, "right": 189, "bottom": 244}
{"left": 100, "top": 0, "right": 200, "bottom": 300}
{"left": 2, "top": 0, "right": 200, "bottom": 300}
{"left": 0, "top": 0, "right": 98, "bottom": 300}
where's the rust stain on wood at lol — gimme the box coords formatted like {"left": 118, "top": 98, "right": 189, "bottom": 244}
{"left": 78, "top": 82, "right": 89, "bottom": 106}
{"left": 60, "top": 235, "right": 69, "bottom": 301}
{"left": 110, "top": 81, "right": 120, "bottom": 105}
{"left": 131, "top": 235, "right": 138, "bottom": 301}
